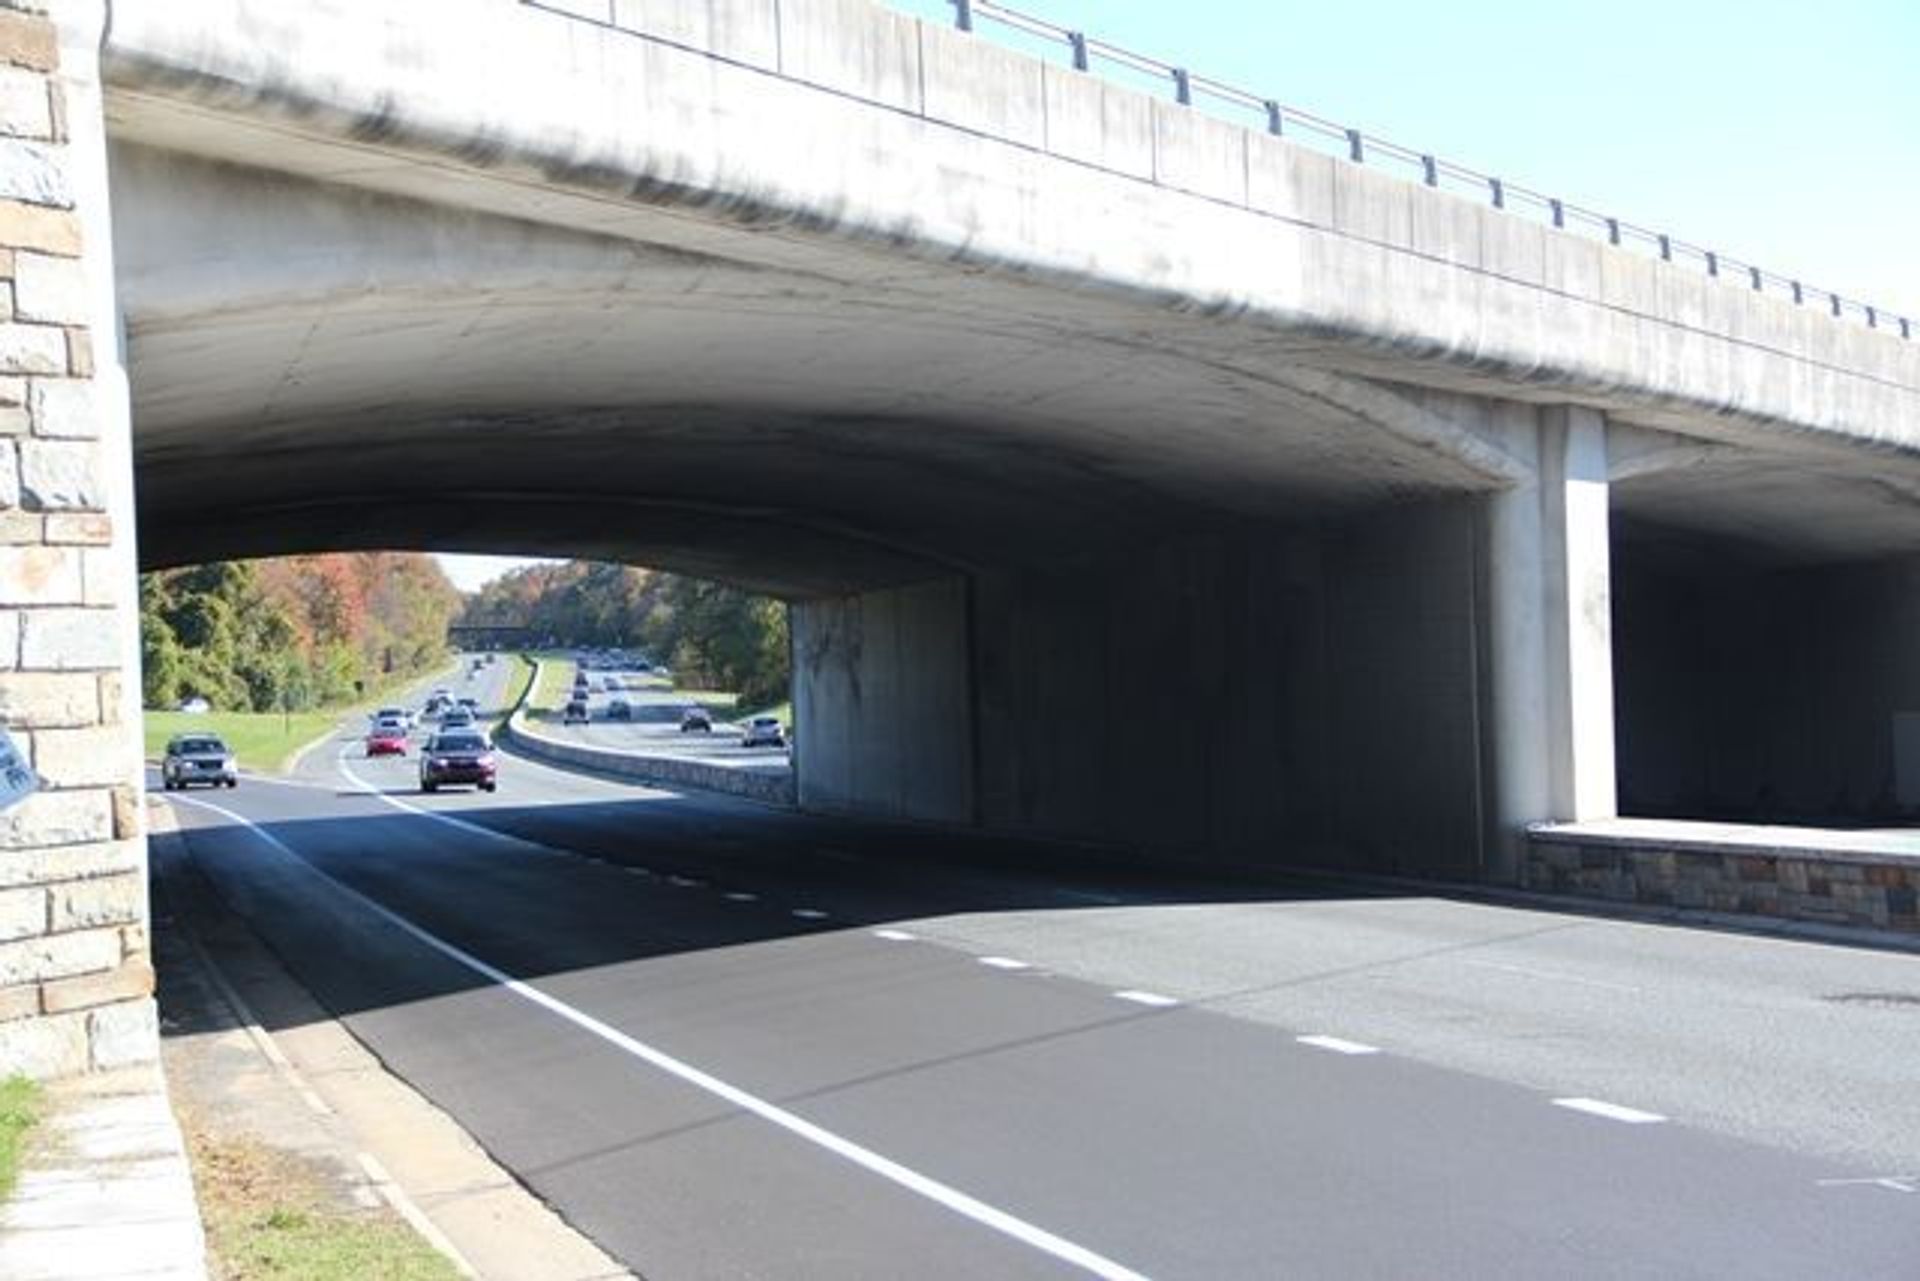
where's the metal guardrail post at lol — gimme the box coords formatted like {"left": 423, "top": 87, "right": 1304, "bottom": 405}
{"left": 1068, "top": 31, "right": 1088, "bottom": 71}
{"left": 1867, "top": 306, "right": 1878, "bottom": 329}
{"left": 1173, "top": 67, "right": 1192, "bottom": 105}
{"left": 1705, "top": 251, "right": 1718, "bottom": 277}
{"left": 1749, "top": 266, "right": 1762, "bottom": 290}
{"left": 1488, "top": 177, "right": 1504, "bottom": 209}
{"left": 1606, "top": 218, "right": 1621, "bottom": 246}
{"left": 1791, "top": 281, "right": 1804, "bottom": 304}
{"left": 1549, "top": 198, "right": 1564, "bottom": 228}
{"left": 1830, "top": 293, "right": 1843, "bottom": 318}
{"left": 953, "top": 0, "right": 972, "bottom": 32}
{"left": 1657, "top": 234, "right": 1671, "bottom": 261}
{"left": 1346, "top": 128, "right": 1364, "bottom": 163}
{"left": 1264, "top": 101, "right": 1283, "bottom": 136}
{"left": 1421, "top": 155, "right": 1438, "bottom": 187}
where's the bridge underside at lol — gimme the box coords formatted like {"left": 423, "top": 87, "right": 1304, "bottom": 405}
{"left": 112, "top": 128, "right": 1920, "bottom": 876}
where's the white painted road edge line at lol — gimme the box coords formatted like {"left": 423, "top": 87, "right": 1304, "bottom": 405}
{"left": 176, "top": 794, "right": 1150, "bottom": 1281}
{"left": 978, "top": 957, "right": 1030, "bottom": 971}
{"left": 873, "top": 929, "right": 917, "bottom": 942}
{"left": 1113, "top": 991, "right": 1178, "bottom": 1008}
{"left": 791, "top": 908, "right": 830, "bottom": 920}
{"left": 1296, "top": 1035, "right": 1380, "bottom": 1056}
{"left": 1552, "top": 1097, "right": 1667, "bottom": 1124}
{"left": 725, "top": 892, "right": 759, "bottom": 903}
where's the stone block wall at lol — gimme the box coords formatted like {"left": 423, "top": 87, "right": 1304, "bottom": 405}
{"left": 1525, "top": 833, "right": 1920, "bottom": 935}
{"left": 0, "top": 0, "right": 152, "bottom": 1078}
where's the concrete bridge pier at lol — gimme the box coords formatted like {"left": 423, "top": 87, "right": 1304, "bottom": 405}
{"left": 1481, "top": 404, "right": 1618, "bottom": 881}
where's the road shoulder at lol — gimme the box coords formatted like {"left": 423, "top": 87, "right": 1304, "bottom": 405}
{"left": 152, "top": 803, "right": 632, "bottom": 1281}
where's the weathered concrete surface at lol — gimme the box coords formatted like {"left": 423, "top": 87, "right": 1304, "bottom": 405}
{"left": 795, "top": 499, "right": 1497, "bottom": 877}
{"left": 95, "top": 0, "right": 1920, "bottom": 588}
{"left": 1615, "top": 553, "right": 1920, "bottom": 822}
{"left": 793, "top": 577, "right": 971, "bottom": 824}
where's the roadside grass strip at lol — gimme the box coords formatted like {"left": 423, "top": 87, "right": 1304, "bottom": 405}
{"left": 173, "top": 793, "right": 1152, "bottom": 1281}
{"left": 1296, "top": 1035, "right": 1381, "bottom": 1056}
{"left": 0, "top": 1074, "right": 41, "bottom": 1203}
{"left": 1552, "top": 1097, "right": 1667, "bottom": 1124}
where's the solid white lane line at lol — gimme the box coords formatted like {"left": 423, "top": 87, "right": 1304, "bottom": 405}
{"left": 725, "top": 892, "right": 760, "bottom": 903}
{"left": 668, "top": 876, "right": 705, "bottom": 888}
{"left": 1296, "top": 1035, "right": 1380, "bottom": 1056}
{"left": 172, "top": 794, "right": 1150, "bottom": 1281}
{"left": 872, "top": 929, "right": 917, "bottom": 942}
{"left": 978, "top": 957, "right": 1030, "bottom": 971}
{"left": 1552, "top": 1097, "right": 1666, "bottom": 1125}
{"left": 1461, "top": 959, "right": 1643, "bottom": 994}
{"left": 1113, "top": 991, "right": 1178, "bottom": 1008}
{"left": 791, "top": 908, "right": 829, "bottom": 920}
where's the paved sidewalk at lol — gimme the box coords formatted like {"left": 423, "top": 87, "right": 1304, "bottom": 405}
{"left": 0, "top": 1062, "right": 208, "bottom": 1281}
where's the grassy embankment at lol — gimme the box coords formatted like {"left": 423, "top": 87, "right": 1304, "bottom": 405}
{"left": 0, "top": 1074, "right": 39, "bottom": 1203}
{"left": 142, "top": 657, "right": 465, "bottom": 773}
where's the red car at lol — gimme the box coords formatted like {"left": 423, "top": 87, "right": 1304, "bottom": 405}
{"left": 365, "top": 724, "right": 408, "bottom": 757}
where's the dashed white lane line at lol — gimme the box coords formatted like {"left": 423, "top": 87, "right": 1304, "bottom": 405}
{"left": 668, "top": 875, "right": 705, "bottom": 888}
{"left": 171, "top": 793, "right": 1151, "bottom": 1281}
{"left": 1552, "top": 1097, "right": 1667, "bottom": 1125}
{"left": 978, "top": 957, "right": 1030, "bottom": 971}
{"left": 1296, "top": 1035, "right": 1380, "bottom": 1056}
{"left": 873, "top": 929, "right": 917, "bottom": 942}
{"left": 791, "top": 908, "right": 830, "bottom": 920}
{"left": 1113, "top": 990, "right": 1178, "bottom": 1008}
{"left": 725, "top": 892, "right": 760, "bottom": 903}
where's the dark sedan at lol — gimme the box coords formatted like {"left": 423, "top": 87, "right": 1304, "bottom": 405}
{"left": 419, "top": 732, "right": 497, "bottom": 793}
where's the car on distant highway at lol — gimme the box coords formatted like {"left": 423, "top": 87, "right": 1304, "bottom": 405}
{"left": 456, "top": 696, "right": 479, "bottom": 713}
{"left": 679, "top": 706, "right": 712, "bottom": 733}
{"left": 603, "top": 676, "right": 623, "bottom": 692}
{"left": 176, "top": 696, "right": 211, "bottom": 715}
{"left": 371, "top": 706, "right": 413, "bottom": 730}
{"left": 365, "top": 722, "right": 408, "bottom": 757}
{"left": 562, "top": 696, "right": 589, "bottom": 725}
{"left": 604, "top": 698, "right": 632, "bottom": 721}
{"left": 419, "top": 731, "right": 497, "bottom": 793}
{"left": 441, "top": 708, "right": 476, "bottom": 730}
{"left": 161, "top": 734, "right": 237, "bottom": 790}
{"left": 741, "top": 715, "right": 785, "bottom": 748}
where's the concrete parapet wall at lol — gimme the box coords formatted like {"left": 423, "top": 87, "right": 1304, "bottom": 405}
{"left": 0, "top": 0, "right": 152, "bottom": 1079}
{"left": 1527, "top": 826, "right": 1920, "bottom": 935}
{"left": 502, "top": 710, "right": 795, "bottom": 807}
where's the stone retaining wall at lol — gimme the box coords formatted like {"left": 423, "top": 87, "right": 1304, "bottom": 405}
{"left": 1525, "top": 829, "right": 1920, "bottom": 935}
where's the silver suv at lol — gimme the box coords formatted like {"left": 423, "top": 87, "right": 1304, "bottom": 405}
{"left": 162, "top": 735, "right": 238, "bottom": 790}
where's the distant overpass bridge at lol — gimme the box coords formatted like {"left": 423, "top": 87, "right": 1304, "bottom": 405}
{"left": 2, "top": 0, "right": 1916, "bottom": 1074}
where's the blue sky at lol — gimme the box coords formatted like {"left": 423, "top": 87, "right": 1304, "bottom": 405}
{"left": 443, "top": 0, "right": 1915, "bottom": 592}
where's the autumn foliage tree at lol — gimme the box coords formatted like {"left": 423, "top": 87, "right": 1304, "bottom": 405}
{"left": 141, "top": 553, "right": 462, "bottom": 712}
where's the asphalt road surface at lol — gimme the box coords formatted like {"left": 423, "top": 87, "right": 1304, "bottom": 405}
{"left": 153, "top": 662, "right": 1920, "bottom": 1279}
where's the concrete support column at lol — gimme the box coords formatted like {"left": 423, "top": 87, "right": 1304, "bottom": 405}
{"left": 1481, "top": 404, "right": 1616, "bottom": 881}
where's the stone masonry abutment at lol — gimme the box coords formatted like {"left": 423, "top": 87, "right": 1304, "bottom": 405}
{"left": 0, "top": 0, "right": 153, "bottom": 1078}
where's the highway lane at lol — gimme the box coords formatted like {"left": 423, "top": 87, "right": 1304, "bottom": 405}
{"left": 154, "top": 666, "right": 1920, "bottom": 1277}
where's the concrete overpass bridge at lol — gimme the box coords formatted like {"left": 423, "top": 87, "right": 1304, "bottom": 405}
{"left": 1, "top": 0, "right": 1917, "bottom": 1074}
